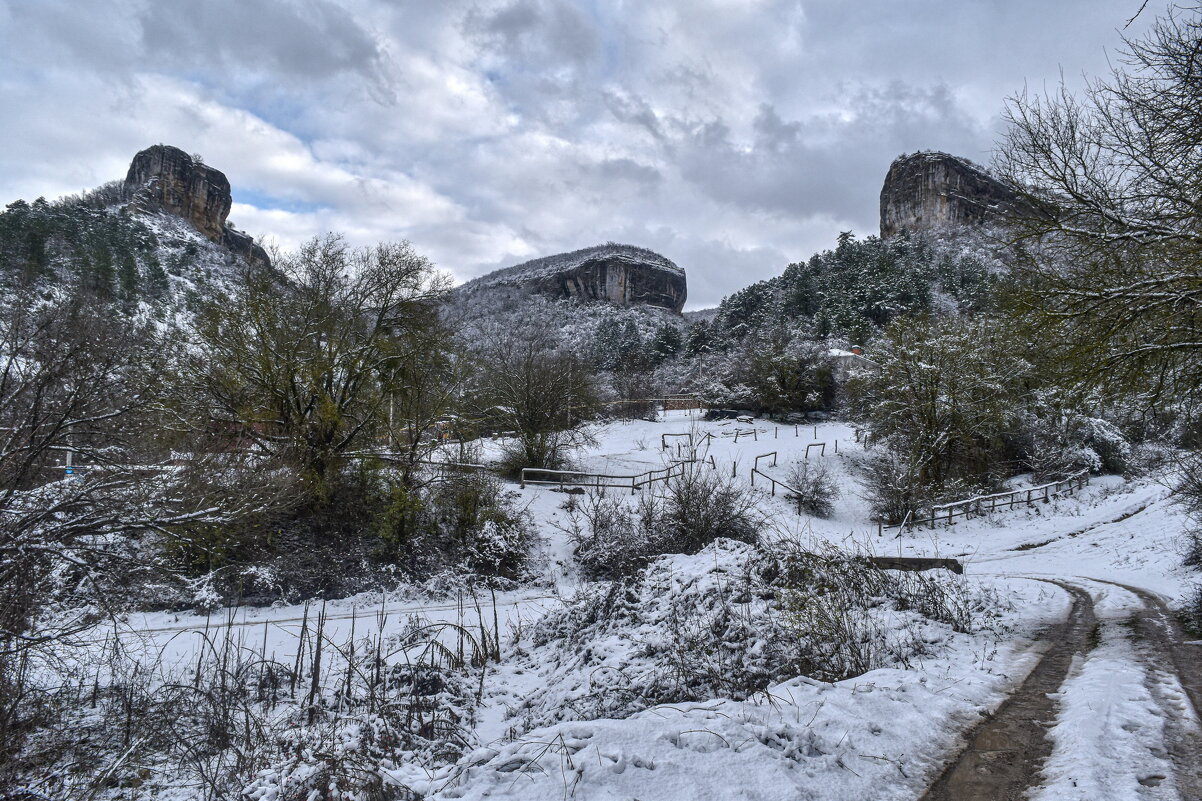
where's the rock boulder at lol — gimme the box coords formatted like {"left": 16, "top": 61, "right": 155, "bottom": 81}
{"left": 123, "top": 145, "right": 268, "bottom": 267}
{"left": 459, "top": 244, "right": 687, "bottom": 313}
{"left": 880, "top": 151, "right": 1021, "bottom": 238}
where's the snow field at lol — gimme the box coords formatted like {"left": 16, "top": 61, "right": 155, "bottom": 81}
{"left": 431, "top": 576, "right": 1069, "bottom": 801}
{"left": 92, "top": 412, "right": 1198, "bottom": 799}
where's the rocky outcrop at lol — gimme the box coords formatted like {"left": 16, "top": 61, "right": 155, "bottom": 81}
{"left": 880, "top": 152, "right": 1021, "bottom": 238}
{"left": 458, "top": 244, "right": 687, "bottom": 313}
{"left": 122, "top": 145, "right": 268, "bottom": 268}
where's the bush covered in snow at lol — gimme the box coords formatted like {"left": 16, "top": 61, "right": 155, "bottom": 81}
{"left": 564, "top": 463, "right": 764, "bottom": 579}
{"left": 508, "top": 539, "right": 981, "bottom": 733}
{"left": 375, "top": 471, "right": 539, "bottom": 584}
{"left": 785, "top": 460, "right": 841, "bottom": 517}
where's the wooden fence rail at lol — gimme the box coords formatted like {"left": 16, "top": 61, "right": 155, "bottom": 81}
{"left": 880, "top": 469, "right": 1091, "bottom": 534}
{"left": 753, "top": 451, "right": 778, "bottom": 471}
{"left": 520, "top": 457, "right": 715, "bottom": 492}
{"left": 749, "top": 467, "right": 805, "bottom": 515}
{"left": 660, "top": 432, "right": 714, "bottom": 451}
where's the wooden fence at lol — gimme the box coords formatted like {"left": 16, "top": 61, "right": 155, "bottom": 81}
{"left": 880, "top": 470, "right": 1091, "bottom": 534}
{"left": 520, "top": 457, "right": 716, "bottom": 492}
{"left": 661, "top": 432, "right": 714, "bottom": 451}
{"left": 749, "top": 467, "right": 806, "bottom": 515}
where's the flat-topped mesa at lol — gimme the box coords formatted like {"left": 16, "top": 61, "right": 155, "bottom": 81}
{"left": 122, "top": 144, "right": 269, "bottom": 268}
{"left": 460, "top": 243, "right": 687, "bottom": 313}
{"left": 880, "top": 151, "right": 1021, "bottom": 238}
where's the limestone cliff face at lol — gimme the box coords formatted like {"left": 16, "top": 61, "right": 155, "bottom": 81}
{"left": 459, "top": 244, "right": 687, "bottom": 313}
{"left": 123, "top": 145, "right": 268, "bottom": 267}
{"left": 880, "top": 152, "right": 1020, "bottom": 238}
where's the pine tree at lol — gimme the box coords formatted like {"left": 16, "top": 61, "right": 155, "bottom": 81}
{"left": 685, "top": 319, "right": 713, "bottom": 356}
{"left": 650, "top": 322, "right": 682, "bottom": 361}
{"left": 118, "top": 251, "right": 139, "bottom": 306}
{"left": 145, "top": 258, "right": 170, "bottom": 301}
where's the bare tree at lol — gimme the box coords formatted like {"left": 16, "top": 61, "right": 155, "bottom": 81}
{"left": 0, "top": 296, "right": 287, "bottom": 779}
{"left": 469, "top": 318, "right": 600, "bottom": 472}
{"left": 191, "top": 235, "right": 451, "bottom": 504}
{"left": 996, "top": 6, "right": 1202, "bottom": 411}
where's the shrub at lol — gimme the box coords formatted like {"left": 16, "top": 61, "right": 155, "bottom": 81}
{"left": 378, "top": 471, "right": 538, "bottom": 582}
{"left": 566, "top": 463, "right": 763, "bottom": 579}
{"left": 785, "top": 460, "right": 841, "bottom": 517}
{"left": 853, "top": 442, "right": 927, "bottom": 524}
{"left": 1175, "top": 451, "right": 1202, "bottom": 570}
{"left": 514, "top": 539, "right": 981, "bottom": 731}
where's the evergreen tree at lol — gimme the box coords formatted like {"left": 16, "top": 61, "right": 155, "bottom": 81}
{"left": 118, "top": 251, "right": 139, "bottom": 306}
{"left": 685, "top": 318, "right": 713, "bottom": 356}
{"left": 649, "top": 322, "right": 682, "bottom": 361}
{"left": 145, "top": 258, "right": 170, "bottom": 301}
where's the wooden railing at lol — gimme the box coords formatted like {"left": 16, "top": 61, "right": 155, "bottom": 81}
{"left": 880, "top": 470, "right": 1091, "bottom": 533}
{"left": 520, "top": 457, "right": 715, "bottom": 492}
{"left": 661, "top": 432, "right": 714, "bottom": 451}
{"left": 749, "top": 467, "right": 805, "bottom": 515}
{"left": 753, "top": 451, "right": 778, "bottom": 470}
{"left": 930, "top": 470, "right": 1090, "bottom": 525}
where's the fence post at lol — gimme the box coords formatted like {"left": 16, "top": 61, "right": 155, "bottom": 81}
{"left": 834, "top": 439, "right": 839, "bottom": 454}
{"left": 731, "top": 461, "right": 737, "bottom": 478}
{"left": 734, "top": 430, "right": 740, "bottom": 443}
{"left": 753, "top": 429, "right": 758, "bottom": 441}
{"left": 774, "top": 427, "right": 778, "bottom": 439}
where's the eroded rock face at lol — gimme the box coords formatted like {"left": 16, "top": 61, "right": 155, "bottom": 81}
{"left": 460, "top": 244, "right": 687, "bottom": 313}
{"left": 123, "top": 145, "right": 268, "bottom": 267}
{"left": 880, "top": 152, "right": 1020, "bottom": 238}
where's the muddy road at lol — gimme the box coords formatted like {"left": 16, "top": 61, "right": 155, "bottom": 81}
{"left": 921, "top": 577, "right": 1202, "bottom": 801}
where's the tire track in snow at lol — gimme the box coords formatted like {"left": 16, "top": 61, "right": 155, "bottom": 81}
{"left": 922, "top": 576, "right": 1202, "bottom": 801}
{"left": 1077, "top": 578, "right": 1202, "bottom": 800}
{"left": 920, "top": 579, "right": 1096, "bottom": 801}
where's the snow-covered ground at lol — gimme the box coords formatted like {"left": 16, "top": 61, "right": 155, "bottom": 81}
{"left": 103, "top": 411, "right": 1200, "bottom": 800}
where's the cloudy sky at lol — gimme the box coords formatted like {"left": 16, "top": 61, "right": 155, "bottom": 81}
{"left": 0, "top": 0, "right": 1154, "bottom": 308}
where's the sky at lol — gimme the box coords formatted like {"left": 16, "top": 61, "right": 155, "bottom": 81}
{"left": 0, "top": 0, "right": 1156, "bottom": 309}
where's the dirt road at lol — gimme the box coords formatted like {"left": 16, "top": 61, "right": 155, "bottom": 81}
{"left": 922, "top": 577, "right": 1202, "bottom": 801}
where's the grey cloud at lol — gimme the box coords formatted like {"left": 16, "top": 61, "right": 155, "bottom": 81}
{"left": 601, "top": 90, "right": 664, "bottom": 140}
{"left": 594, "top": 158, "right": 661, "bottom": 187}
{"left": 465, "top": 0, "right": 600, "bottom": 67}
{"left": 663, "top": 83, "right": 987, "bottom": 234}
{"left": 136, "top": 0, "right": 396, "bottom": 102}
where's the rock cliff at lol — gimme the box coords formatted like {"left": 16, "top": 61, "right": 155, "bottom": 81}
{"left": 880, "top": 152, "right": 1021, "bottom": 238}
{"left": 122, "top": 145, "right": 268, "bottom": 268}
{"left": 458, "top": 244, "right": 687, "bottom": 313}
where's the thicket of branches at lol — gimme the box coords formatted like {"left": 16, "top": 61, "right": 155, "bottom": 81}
{"left": 996, "top": 6, "right": 1202, "bottom": 420}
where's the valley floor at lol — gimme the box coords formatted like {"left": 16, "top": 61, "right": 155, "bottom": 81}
{"left": 103, "top": 412, "right": 1201, "bottom": 800}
